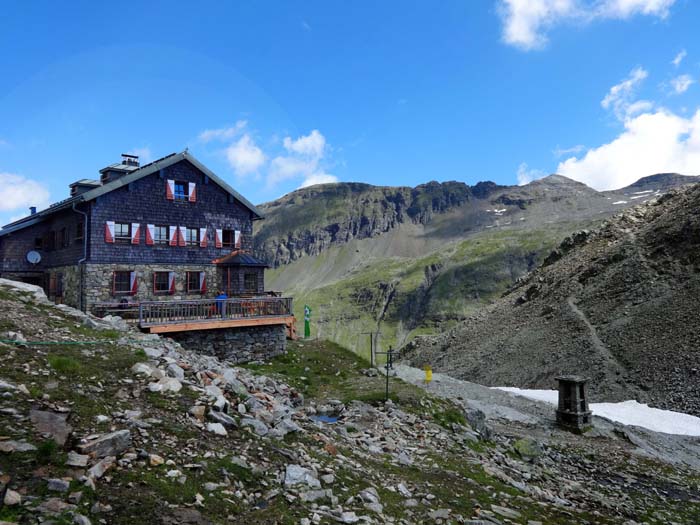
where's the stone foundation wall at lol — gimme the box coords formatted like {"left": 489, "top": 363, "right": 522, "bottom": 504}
{"left": 83, "top": 263, "right": 219, "bottom": 310}
{"left": 170, "top": 324, "right": 287, "bottom": 364}
{"left": 51, "top": 265, "right": 82, "bottom": 308}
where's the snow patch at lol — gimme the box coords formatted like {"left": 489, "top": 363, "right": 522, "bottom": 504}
{"left": 632, "top": 190, "right": 653, "bottom": 195}
{"left": 493, "top": 387, "right": 700, "bottom": 436}
{"left": 612, "top": 200, "right": 627, "bottom": 205}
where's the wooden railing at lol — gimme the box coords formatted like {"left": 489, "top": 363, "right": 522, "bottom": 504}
{"left": 138, "top": 297, "right": 294, "bottom": 327}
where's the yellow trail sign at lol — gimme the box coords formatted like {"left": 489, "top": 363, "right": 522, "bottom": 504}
{"left": 424, "top": 365, "right": 432, "bottom": 384}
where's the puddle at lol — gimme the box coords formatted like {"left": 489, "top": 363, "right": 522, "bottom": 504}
{"left": 310, "top": 414, "right": 339, "bottom": 424}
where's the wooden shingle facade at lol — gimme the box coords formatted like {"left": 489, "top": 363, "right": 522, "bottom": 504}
{"left": 0, "top": 151, "right": 271, "bottom": 312}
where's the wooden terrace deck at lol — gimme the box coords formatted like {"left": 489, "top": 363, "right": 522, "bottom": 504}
{"left": 137, "top": 297, "right": 296, "bottom": 337}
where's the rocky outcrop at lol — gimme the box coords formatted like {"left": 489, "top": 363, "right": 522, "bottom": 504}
{"left": 404, "top": 182, "right": 700, "bottom": 415}
{"left": 254, "top": 181, "right": 486, "bottom": 267}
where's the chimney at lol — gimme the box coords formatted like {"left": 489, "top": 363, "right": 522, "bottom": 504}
{"left": 121, "top": 153, "right": 140, "bottom": 167}
{"left": 29, "top": 206, "right": 37, "bottom": 215}
{"left": 100, "top": 154, "right": 141, "bottom": 184}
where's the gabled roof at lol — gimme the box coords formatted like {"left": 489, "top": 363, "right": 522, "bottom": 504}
{"left": 1, "top": 151, "right": 264, "bottom": 237}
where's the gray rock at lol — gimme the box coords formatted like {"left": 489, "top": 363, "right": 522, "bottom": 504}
{"left": 3, "top": 489, "right": 21, "bottom": 506}
{"left": 513, "top": 437, "right": 543, "bottom": 461}
{"left": 0, "top": 379, "right": 17, "bottom": 392}
{"left": 206, "top": 422, "right": 228, "bottom": 436}
{"left": 241, "top": 417, "right": 269, "bottom": 436}
{"left": 36, "top": 497, "right": 76, "bottom": 514}
{"left": 29, "top": 409, "right": 72, "bottom": 446}
{"left": 166, "top": 363, "right": 185, "bottom": 380}
{"left": 0, "top": 440, "right": 37, "bottom": 453}
{"left": 491, "top": 504, "right": 522, "bottom": 519}
{"left": 77, "top": 429, "right": 131, "bottom": 458}
{"left": 284, "top": 464, "right": 320, "bottom": 488}
{"left": 207, "top": 410, "right": 238, "bottom": 428}
{"left": 359, "top": 487, "right": 380, "bottom": 504}
{"left": 465, "top": 407, "right": 492, "bottom": 440}
{"left": 88, "top": 456, "right": 115, "bottom": 479}
{"left": 66, "top": 451, "right": 90, "bottom": 467}
{"left": 299, "top": 489, "right": 332, "bottom": 502}
{"left": 73, "top": 514, "right": 92, "bottom": 525}
{"left": 269, "top": 418, "right": 301, "bottom": 438}
{"left": 48, "top": 478, "right": 71, "bottom": 493}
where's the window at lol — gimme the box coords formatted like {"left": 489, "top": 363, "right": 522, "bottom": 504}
{"left": 114, "top": 222, "right": 131, "bottom": 244}
{"left": 244, "top": 272, "right": 258, "bottom": 293}
{"left": 154, "top": 225, "right": 168, "bottom": 245}
{"left": 222, "top": 229, "right": 234, "bottom": 247}
{"left": 45, "top": 231, "right": 56, "bottom": 251}
{"left": 75, "top": 222, "right": 84, "bottom": 241}
{"left": 153, "top": 272, "right": 170, "bottom": 294}
{"left": 185, "top": 227, "right": 199, "bottom": 246}
{"left": 34, "top": 237, "right": 43, "bottom": 249}
{"left": 174, "top": 181, "right": 187, "bottom": 201}
{"left": 186, "top": 271, "right": 201, "bottom": 293}
{"left": 58, "top": 228, "right": 68, "bottom": 248}
{"left": 113, "top": 271, "right": 131, "bottom": 295}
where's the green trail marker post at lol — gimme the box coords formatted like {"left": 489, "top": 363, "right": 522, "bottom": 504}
{"left": 304, "top": 304, "right": 312, "bottom": 338}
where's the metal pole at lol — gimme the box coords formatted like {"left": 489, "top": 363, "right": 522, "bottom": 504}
{"left": 385, "top": 346, "right": 393, "bottom": 402}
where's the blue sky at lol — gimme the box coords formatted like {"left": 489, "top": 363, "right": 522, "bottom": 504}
{"left": 1, "top": 0, "right": 699, "bottom": 225}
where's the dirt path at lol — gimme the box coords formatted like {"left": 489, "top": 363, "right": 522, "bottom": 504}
{"left": 566, "top": 295, "right": 623, "bottom": 373}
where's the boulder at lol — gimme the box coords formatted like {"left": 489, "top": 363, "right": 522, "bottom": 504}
{"left": 513, "top": 437, "right": 543, "bottom": 462}
{"left": 77, "top": 430, "right": 131, "bottom": 458}
{"left": 284, "top": 464, "right": 320, "bottom": 488}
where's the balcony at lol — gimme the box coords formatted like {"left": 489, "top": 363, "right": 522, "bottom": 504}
{"left": 137, "top": 296, "right": 296, "bottom": 336}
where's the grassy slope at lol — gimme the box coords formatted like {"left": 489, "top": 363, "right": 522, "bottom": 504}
{"left": 271, "top": 226, "right": 576, "bottom": 360}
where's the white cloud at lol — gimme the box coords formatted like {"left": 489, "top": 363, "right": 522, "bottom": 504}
{"left": 557, "top": 109, "right": 700, "bottom": 190}
{"left": 283, "top": 129, "right": 326, "bottom": 157}
{"left": 0, "top": 172, "right": 50, "bottom": 214}
{"left": 601, "top": 67, "right": 650, "bottom": 121}
{"left": 497, "top": 0, "right": 676, "bottom": 50}
{"left": 300, "top": 173, "right": 339, "bottom": 188}
{"left": 225, "top": 134, "right": 266, "bottom": 176}
{"left": 269, "top": 130, "right": 336, "bottom": 189}
{"left": 672, "top": 49, "right": 686, "bottom": 67}
{"left": 199, "top": 120, "right": 247, "bottom": 143}
{"left": 553, "top": 144, "right": 585, "bottom": 157}
{"left": 516, "top": 163, "right": 547, "bottom": 185}
{"left": 670, "top": 74, "right": 694, "bottom": 95}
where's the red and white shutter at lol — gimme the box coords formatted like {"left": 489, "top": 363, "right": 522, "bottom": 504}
{"left": 188, "top": 182, "right": 197, "bottom": 202}
{"left": 168, "top": 272, "right": 176, "bottom": 294}
{"left": 166, "top": 179, "right": 175, "bottom": 200}
{"left": 129, "top": 271, "right": 138, "bottom": 295}
{"left": 215, "top": 228, "right": 223, "bottom": 248}
{"left": 131, "top": 223, "right": 140, "bottom": 244}
{"left": 105, "top": 221, "right": 115, "bottom": 243}
{"left": 199, "top": 227, "right": 207, "bottom": 248}
{"left": 146, "top": 224, "right": 155, "bottom": 245}
{"left": 178, "top": 226, "right": 186, "bottom": 247}
{"left": 199, "top": 272, "right": 207, "bottom": 294}
{"left": 169, "top": 226, "right": 178, "bottom": 246}
{"left": 234, "top": 230, "right": 241, "bottom": 249}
